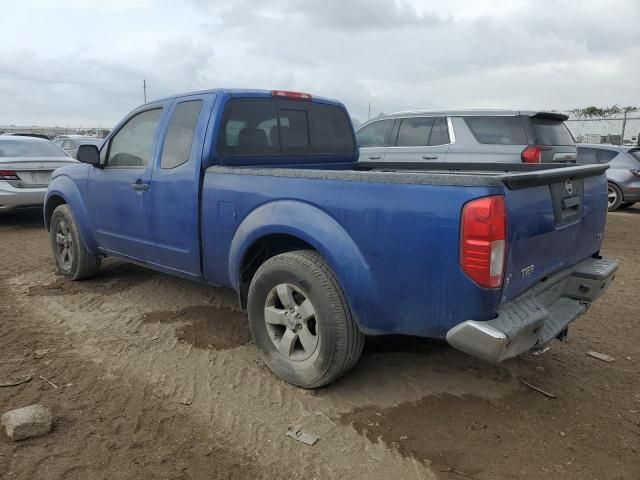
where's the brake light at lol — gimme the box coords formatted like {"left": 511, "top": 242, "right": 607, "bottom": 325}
{"left": 0, "top": 170, "right": 19, "bottom": 180}
{"left": 271, "top": 90, "right": 312, "bottom": 100}
{"left": 521, "top": 145, "right": 551, "bottom": 163}
{"left": 460, "top": 196, "right": 507, "bottom": 289}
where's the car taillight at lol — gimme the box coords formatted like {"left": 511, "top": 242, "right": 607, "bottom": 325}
{"left": 271, "top": 90, "right": 312, "bottom": 100}
{"left": 521, "top": 145, "right": 551, "bottom": 163}
{"left": 460, "top": 195, "right": 507, "bottom": 289}
{"left": 630, "top": 169, "right": 640, "bottom": 177}
{"left": 0, "top": 170, "right": 19, "bottom": 180}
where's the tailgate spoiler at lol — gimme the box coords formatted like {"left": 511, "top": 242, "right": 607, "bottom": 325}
{"left": 357, "top": 162, "right": 608, "bottom": 190}
{"left": 499, "top": 164, "right": 608, "bottom": 190}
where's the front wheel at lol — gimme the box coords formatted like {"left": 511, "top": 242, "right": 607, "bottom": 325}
{"left": 50, "top": 204, "right": 101, "bottom": 280}
{"left": 607, "top": 183, "right": 623, "bottom": 211}
{"left": 247, "top": 250, "right": 364, "bottom": 389}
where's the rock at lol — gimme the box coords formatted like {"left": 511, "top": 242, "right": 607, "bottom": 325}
{"left": 1, "top": 405, "right": 53, "bottom": 441}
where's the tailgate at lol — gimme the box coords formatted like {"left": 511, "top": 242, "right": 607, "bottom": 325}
{"left": 499, "top": 164, "right": 608, "bottom": 302}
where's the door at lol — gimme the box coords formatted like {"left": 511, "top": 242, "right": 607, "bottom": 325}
{"left": 383, "top": 116, "right": 450, "bottom": 162}
{"left": 86, "top": 106, "right": 165, "bottom": 261}
{"left": 355, "top": 118, "right": 395, "bottom": 162}
{"left": 149, "top": 94, "right": 215, "bottom": 276}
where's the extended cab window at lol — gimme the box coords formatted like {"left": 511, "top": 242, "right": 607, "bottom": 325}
{"left": 161, "top": 100, "right": 203, "bottom": 169}
{"left": 107, "top": 108, "right": 163, "bottom": 168}
{"left": 464, "top": 116, "right": 527, "bottom": 145}
{"left": 356, "top": 119, "right": 394, "bottom": 148}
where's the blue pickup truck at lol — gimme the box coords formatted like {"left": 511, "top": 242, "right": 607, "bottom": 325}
{"left": 44, "top": 89, "right": 617, "bottom": 388}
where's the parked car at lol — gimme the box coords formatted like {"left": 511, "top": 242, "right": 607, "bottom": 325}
{"left": 2, "top": 132, "right": 51, "bottom": 140}
{"left": 0, "top": 136, "right": 76, "bottom": 212}
{"left": 45, "top": 89, "right": 616, "bottom": 388}
{"left": 356, "top": 110, "right": 577, "bottom": 164}
{"left": 577, "top": 144, "right": 640, "bottom": 211}
{"left": 53, "top": 136, "right": 104, "bottom": 159}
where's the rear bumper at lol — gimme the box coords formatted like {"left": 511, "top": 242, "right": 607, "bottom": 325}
{"left": 0, "top": 181, "right": 47, "bottom": 210}
{"left": 446, "top": 257, "right": 618, "bottom": 363}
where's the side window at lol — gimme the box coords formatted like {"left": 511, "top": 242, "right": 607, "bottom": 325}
{"left": 396, "top": 117, "right": 434, "bottom": 147}
{"left": 464, "top": 116, "right": 527, "bottom": 145}
{"left": 219, "top": 100, "right": 279, "bottom": 155}
{"left": 356, "top": 119, "right": 394, "bottom": 148}
{"left": 106, "top": 108, "right": 163, "bottom": 168}
{"left": 309, "top": 104, "right": 354, "bottom": 154}
{"left": 160, "top": 100, "right": 203, "bottom": 169}
{"left": 429, "top": 117, "right": 450, "bottom": 146}
{"left": 577, "top": 147, "right": 598, "bottom": 164}
{"left": 596, "top": 149, "right": 618, "bottom": 164}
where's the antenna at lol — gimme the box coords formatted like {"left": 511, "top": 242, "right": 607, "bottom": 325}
{"left": 143, "top": 79, "right": 147, "bottom": 103}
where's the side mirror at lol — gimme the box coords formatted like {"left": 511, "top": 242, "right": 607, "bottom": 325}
{"left": 77, "top": 144, "right": 101, "bottom": 167}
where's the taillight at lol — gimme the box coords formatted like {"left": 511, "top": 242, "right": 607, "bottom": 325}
{"left": 521, "top": 145, "right": 551, "bottom": 163}
{"left": 271, "top": 90, "right": 312, "bottom": 100}
{"left": 630, "top": 169, "right": 640, "bottom": 177}
{"left": 0, "top": 170, "right": 19, "bottom": 180}
{"left": 460, "top": 195, "right": 507, "bottom": 289}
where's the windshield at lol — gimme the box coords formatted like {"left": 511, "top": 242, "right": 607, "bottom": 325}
{"left": 530, "top": 117, "right": 575, "bottom": 146}
{"left": 0, "top": 139, "right": 69, "bottom": 158}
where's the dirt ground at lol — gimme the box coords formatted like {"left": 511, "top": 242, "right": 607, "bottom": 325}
{"left": 1, "top": 207, "right": 639, "bottom": 480}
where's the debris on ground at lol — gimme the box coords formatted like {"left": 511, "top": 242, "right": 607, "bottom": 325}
{"left": 520, "top": 379, "right": 557, "bottom": 399}
{"left": 1, "top": 405, "right": 53, "bottom": 441}
{"left": 586, "top": 351, "right": 615, "bottom": 363}
{"left": 0, "top": 375, "right": 33, "bottom": 388}
{"left": 531, "top": 346, "right": 551, "bottom": 357}
{"left": 39, "top": 375, "right": 59, "bottom": 389}
{"left": 34, "top": 348, "right": 53, "bottom": 359}
{"left": 286, "top": 426, "right": 319, "bottom": 446}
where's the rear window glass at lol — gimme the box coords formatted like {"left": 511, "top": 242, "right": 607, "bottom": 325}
{"left": 0, "top": 139, "right": 68, "bottom": 158}
{"left": 356, "top": 119, "right": 394, "bottom": 148}
{"left": 219, "top": 99, "right": 354, "bottom": 156}
{"left": 530, "top": 118, "right": 575, "bottom": 146}
{"left": 629, "top": 149, "right": 640, "bottom": 162}
{"left": 577, "top": 147, "right": 598, "bottom": 164}
{"left": 464, "top": 116, "right": 527, "bottom": 145}
{"left": 597, "top": 149, "right": 618, "bottom": 163}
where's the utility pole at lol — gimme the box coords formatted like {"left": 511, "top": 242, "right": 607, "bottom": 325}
{"left": 368, "top": 99, "right": 371, "bottom": 120}
{"left": 143, "top": 79, "right": 147, "bottom": 103}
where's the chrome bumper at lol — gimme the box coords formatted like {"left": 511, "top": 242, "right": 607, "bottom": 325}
{"left": 446, "top": 257, "right": 618, "bottom": 363}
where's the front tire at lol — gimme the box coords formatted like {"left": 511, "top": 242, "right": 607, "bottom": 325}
{"left": 50, "top": 204, "right": 101, "bottom": 280}
{"left": 247, "top": 250, "right": 364, "bottom": 389}
{"left": 607, "top": 183, "right": 623, "bottom": 211}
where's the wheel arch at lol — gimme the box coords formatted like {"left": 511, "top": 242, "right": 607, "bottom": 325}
{"left": 229, "top": 200, "right": 376, "bottom": 331}
{"left": 45, "top": 176, "right": 98, "bottom": 253}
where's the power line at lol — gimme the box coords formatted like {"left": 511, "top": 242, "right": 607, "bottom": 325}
{"left": 0, "top": 71, "right": 139, "bottom": 88}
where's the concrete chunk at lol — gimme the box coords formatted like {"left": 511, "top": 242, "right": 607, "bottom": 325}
{"left": 1, "top": 405, "right": 53, "bottom": 441}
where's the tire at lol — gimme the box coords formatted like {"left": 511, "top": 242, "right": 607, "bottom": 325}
{"left": 247, "top": 250, "right": 365, "bottom": 389}
{"left": 50, "top": 204, "right": 101, "bottom": 280}
{"left": 621, "top": 202, "right": 636, "bottom": 209}
{"left": 607, "top": 183, "right": 623, "bottom": 211}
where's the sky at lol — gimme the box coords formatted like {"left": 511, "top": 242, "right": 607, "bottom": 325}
{"left": 0, "top": 0, "right": 638, "bottom": 126}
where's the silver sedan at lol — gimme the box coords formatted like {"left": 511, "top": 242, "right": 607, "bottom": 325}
{"left": 0, "top": 136, "right": 78, "bottom": 212}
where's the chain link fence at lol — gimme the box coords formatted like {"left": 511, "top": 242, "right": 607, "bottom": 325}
{"left": 0, "top": 125, "right": 111, "bottom": 139}
{"left": 562, "top": 113, "right": 640, "bottom": 147}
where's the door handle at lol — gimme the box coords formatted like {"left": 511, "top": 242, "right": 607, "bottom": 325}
{"left": 422, "top": 155, "right": 438, "bottom": 160}
{"left": 368, "top": 155, "right": 382, "bottom": 160}
{"left": 132, "top": 182, "right": 149, "bottom": 191}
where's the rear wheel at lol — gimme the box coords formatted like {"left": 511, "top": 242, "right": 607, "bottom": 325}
{"left": 607, "top": 183, "right": 623, "bottom": 211}
{"left": 247, "top": 250, "right": 364, "bottom": 389}
{"left": 50, "top": 205, "right": 101, "bottom": 280}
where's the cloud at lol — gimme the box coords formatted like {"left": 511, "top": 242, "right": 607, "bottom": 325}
{"left": 0, "top": 0, "right": 638, "bottom": 125}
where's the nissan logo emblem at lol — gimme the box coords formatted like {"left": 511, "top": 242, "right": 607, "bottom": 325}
{"left": 565, "top": 179, "right": 573, "bottom": 195}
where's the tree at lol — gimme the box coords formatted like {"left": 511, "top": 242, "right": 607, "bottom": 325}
{"left": 570, "top": 105, "right": 638, "bottom": 118}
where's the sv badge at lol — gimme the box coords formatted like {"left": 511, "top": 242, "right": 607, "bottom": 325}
{"left": 521, "top": 265, "right": 535, "bottom": 278}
